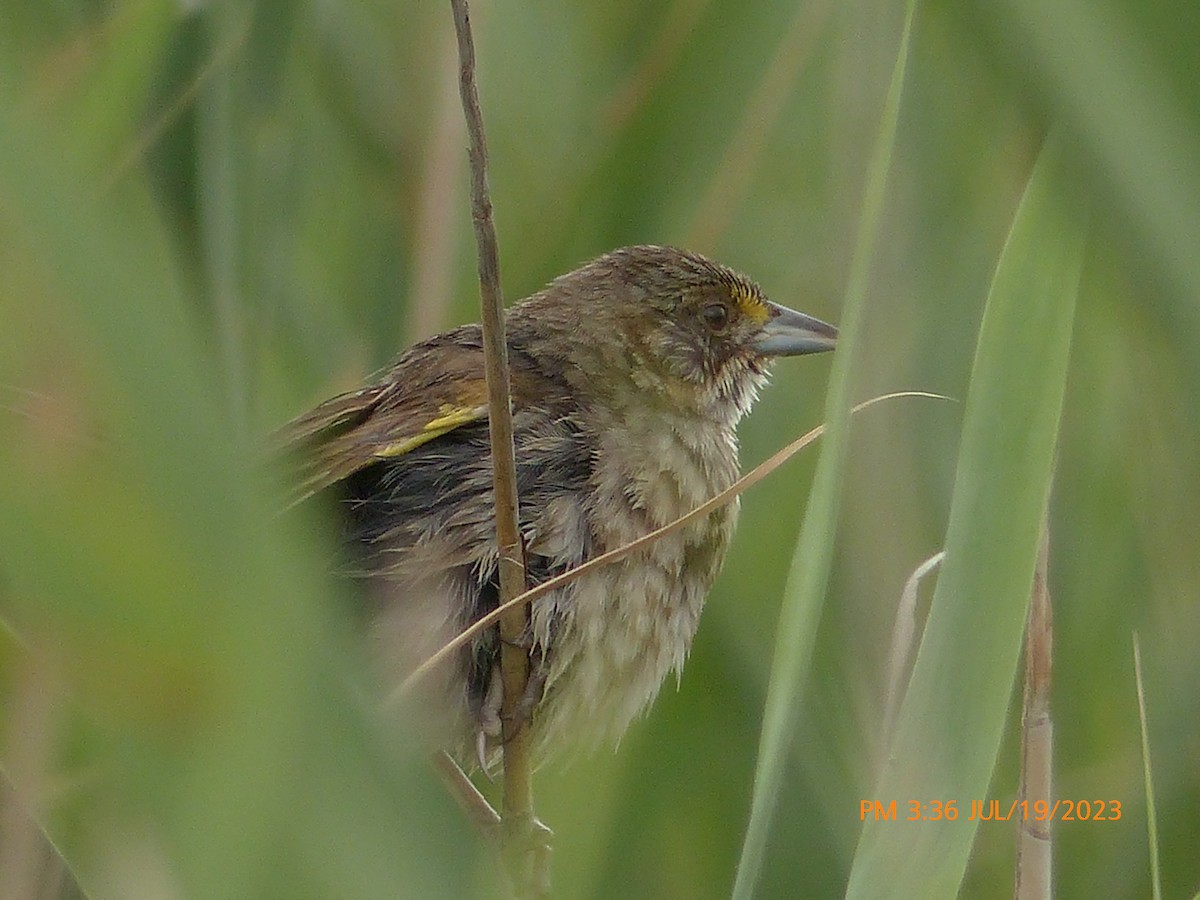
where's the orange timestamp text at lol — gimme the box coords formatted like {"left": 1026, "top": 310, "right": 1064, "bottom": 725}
{"left": 859, "top": 799, "right": 1122, "bottom": 822}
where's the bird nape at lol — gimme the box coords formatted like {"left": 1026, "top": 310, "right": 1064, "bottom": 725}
{"left": 280, "top": 245, "right": 837, "bottom": 770}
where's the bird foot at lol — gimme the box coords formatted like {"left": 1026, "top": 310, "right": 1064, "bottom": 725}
{"left": 477, "top": 665, "right": 505, "bottom": 774}
{"left": 507, "top": 665, "right": 547, "bottom": 736}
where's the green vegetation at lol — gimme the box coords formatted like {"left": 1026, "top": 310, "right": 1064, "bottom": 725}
{"left": 2, "top": 1, "right": 1197, "bottom": 897}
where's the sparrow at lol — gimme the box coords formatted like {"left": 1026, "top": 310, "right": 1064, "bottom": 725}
{"left": 280, "top": 245, "right": 836, "bottom": 768}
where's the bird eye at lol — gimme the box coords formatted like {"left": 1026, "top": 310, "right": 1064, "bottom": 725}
{"left": 701, "top": 303, "right": 730, "bottom": 332}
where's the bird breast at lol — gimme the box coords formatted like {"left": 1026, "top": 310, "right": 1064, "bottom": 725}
{"left": 529, "top": 406, "right": 741, "bottom": 753}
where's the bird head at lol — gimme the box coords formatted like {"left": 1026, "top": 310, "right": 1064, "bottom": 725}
{"left": 518, "top": 245, "right": 837, "bottom": 422}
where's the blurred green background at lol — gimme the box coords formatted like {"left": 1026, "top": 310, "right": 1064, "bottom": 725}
{"left": 1, "top": 1, "right": 1198, "bottom": 898}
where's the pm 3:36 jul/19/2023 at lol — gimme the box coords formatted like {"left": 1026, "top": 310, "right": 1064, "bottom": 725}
{"left": 859, "top": 799, "right": 1122, "bottom": 823}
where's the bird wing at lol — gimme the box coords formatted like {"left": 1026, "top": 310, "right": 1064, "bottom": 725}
{"left": 277, "top": 331, "right": 494, "bottom": 506}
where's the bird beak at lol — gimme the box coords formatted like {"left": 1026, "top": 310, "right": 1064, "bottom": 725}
{"left": 754, "top": 302, "right": 838, "bottom": 357}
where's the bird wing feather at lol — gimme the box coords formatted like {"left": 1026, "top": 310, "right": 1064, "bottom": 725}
{"left": 277, "top": 332, "right": 508, "bottom": 505}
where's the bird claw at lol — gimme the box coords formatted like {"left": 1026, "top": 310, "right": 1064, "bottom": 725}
{"left": 476, "top": 665, "right": 505, "bottom": 775}
{"left": 475, "top": 728, "right": 493, "bottom": 778}
{"left": 475, "top": 652, "right": 547, "bottom": 775}
{"left": 509, "top": 666, "right": 547, "bottom": 734}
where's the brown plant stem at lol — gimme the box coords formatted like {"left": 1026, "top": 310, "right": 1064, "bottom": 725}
{"left": 1132, "top": 633, "right": 1163, "bottom": 900}
{"left": 1015, "top": 524, "right": 1053, "bottom": 900}
{"left": 432, "top": 751, "right": 502, "bottom": 835}
{"left": 447, "top": 1, "right": 546, "bottom": 896}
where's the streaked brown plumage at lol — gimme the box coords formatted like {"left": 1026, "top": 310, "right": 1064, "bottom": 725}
{"left": 280, "top": 245, "right": 836, "bottom": 768}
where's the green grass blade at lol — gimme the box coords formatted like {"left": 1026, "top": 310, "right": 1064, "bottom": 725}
{"left": 730, "top": 1, "right": 917, "bottom": 896}
{"left": 997, "top": 0, "right": 1200, "bottom": 358}
{"left": 844, "top": 132, "right": 1086, "bottom": 899}
{"left": 1132, "top": 633, "right": 1163, "bottom": 900}
{"left": 0, "top": 82, "right": 476, "bottom": 900}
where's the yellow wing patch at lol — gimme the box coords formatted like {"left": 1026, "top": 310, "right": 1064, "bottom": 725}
{"left": 374, "top": 403, "right": 487, "bottom": 458}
